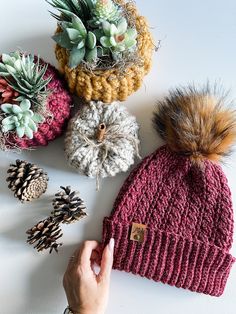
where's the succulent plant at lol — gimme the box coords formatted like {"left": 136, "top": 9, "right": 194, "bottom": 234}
{"left": 0, "top": 52, "right": 51, "bottom": 107}
{"left": 47, "top": 0, "right": 138, "bottom": 67}
{"left": 0, "top": 78, "right": 19, "bottom": 104}
{"left": 89, "top": 0, "right": 122, "bottom": 27}
{"left": 47, "top": 0, "right": 94, "bottom": 22}
{"left": 53, "top": 16, "right": 98, "bottom": 67}
{"left": 1, "top": 99, "right": 45, "bottom": 139}
{"left": 100, "top": 18, "right": 137, "bottom": 59}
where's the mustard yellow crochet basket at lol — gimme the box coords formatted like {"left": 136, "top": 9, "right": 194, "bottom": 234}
{"left": 55, "top": 1, "right": 154, "bottom": 103}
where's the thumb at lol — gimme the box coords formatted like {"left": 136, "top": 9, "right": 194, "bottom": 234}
{"left": 98, "top": 238, "right": 114, "bottom": 282}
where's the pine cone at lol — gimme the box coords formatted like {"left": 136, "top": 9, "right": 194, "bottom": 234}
{"left": 0, "top": 78, "right": 19, "bottom": 104}
{"left": 26, "top": 217, "right": 63, "bottom": 253}
{"left": 51, "top": 186, "right": 87, "bottom": 224}
{"left": 7, "top": 159, "right": 48, "bottom": 202}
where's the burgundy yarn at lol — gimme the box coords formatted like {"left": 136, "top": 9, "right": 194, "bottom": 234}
{"left": 102, "top": 145, "right": 235, "bottom": 296}
{"left": 5, "top": 60, "right": 72, "bottom": 149}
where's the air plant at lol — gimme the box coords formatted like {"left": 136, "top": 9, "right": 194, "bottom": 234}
{"left": 0, "top": 52, "right": 51, "bottom": 107}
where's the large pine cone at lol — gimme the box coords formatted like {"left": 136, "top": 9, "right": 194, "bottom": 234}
{"left": 26, "top": 217, "right": 63, "bottom": 253}
{"left": 51, "top": 186, "right": 87, "bottom": 224}
{"left": 7, "top": 159, "right": 48, "bottom": 202}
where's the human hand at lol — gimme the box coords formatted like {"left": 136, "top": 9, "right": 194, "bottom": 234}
{"left": 63, "top": 239, "right": 114, "bottom": 314}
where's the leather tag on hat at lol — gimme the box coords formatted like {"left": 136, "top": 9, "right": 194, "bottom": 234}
{"left": 130, "top": 222, "right": 147, "bottom": 243}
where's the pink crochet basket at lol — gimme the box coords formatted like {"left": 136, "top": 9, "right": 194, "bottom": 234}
{"left": 3, "top": 60, "right": 72, "bottom": 150}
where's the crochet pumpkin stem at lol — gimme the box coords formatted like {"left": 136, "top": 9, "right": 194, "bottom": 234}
{"left": 97, "top": 123, "right": 106, "bottom": 142}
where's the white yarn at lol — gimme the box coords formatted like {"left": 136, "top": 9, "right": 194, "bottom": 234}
{"left": 65, "top": 101, "right": 140, "bottom": 185}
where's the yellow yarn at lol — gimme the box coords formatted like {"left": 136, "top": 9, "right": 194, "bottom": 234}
{"left": 55, "top": 1, "right": 154, "bottom": 103}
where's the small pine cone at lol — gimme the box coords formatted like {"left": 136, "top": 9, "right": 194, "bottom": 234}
{"left": 7, "top": 159, "right": 48, "bottom": 202}
{"left": 26, "top": 217, "right": 63, "bottom": 253}
{"left": 51, "top": 186, "right": 87, "bottom": 224}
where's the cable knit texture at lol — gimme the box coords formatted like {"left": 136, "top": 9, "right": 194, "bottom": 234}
{"left": 65, "top": 101, "right": 140, "bottom": 179}
{"left": 102, "top": 145, "right": 235, "bottom": 296}
{"left": 5, "top": 60, "right": 72, "bottom": 149}
{"left": 55, "top": 0, "right": 154, "bottom": 103}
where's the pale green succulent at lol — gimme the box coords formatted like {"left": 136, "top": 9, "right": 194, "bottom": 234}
{"left": 89, "top": 0, "right": 122, "bottom": 27}
{"left": 100, "top": 18, "right": 137, "bottom": 59}
{"left": 1, "top": 99, "right": 45, "bottom": 139}
{"left": 0, "top": 52, "right": 51, "bottom": 107}
{"left": 53, "top": 16, "right": 98, "bottom": 67}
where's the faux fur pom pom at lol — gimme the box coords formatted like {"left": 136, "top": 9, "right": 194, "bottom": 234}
{"left": 153, "top": 85, "right": 236, "bottom": 162}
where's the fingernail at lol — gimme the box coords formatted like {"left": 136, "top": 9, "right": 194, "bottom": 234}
{"left": 108, "top": 238, "right": 115, "bottom": 251}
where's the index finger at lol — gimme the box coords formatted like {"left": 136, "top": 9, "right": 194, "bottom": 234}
{"left": 79, "top": 240, "right": 100, "bottom": 270}
{"left": 65, "top": 240, "right": 100, "bottom": 274}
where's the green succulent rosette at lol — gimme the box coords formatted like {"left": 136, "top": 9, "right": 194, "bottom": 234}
{"left": 1, "top": 100, "right": 45, "bottom": 139}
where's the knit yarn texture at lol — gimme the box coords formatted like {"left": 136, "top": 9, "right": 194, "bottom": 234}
{"left": 55, "top": 1, "right": 154, "bottom": 103}
{"left": 65, "top": 101, "right": 140, "bottom": 182}
{"left": 5, "top": 61, "right": 72, "bottom": 150}
{"left": 102, "top": 145, "right": 235, "bottom": 297}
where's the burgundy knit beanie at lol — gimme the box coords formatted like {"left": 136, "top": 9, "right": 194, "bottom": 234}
{"left": 102, "top": 85, "right": 236, "bottom": 297}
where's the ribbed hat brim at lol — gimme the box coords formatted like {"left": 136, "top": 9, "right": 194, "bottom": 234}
{"left": 102, "top": 217, "right": 235, "bottom": 297}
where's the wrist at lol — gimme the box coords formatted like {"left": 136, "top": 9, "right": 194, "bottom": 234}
{"left": 79, "top": 309, "right": 104, "bottom": 314}
{"left": 64, "top": 306, "right": 79, "bottom": 314}
{"left": 65, "top": 307, "right": 104, "bottom": 314}
{"left": 79, "top": 311, "right": 104, "bottom": 314}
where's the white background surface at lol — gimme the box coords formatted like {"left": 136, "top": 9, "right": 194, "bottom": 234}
{"left": 0, "top": 0, "right": 236, "bottom": 313}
